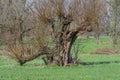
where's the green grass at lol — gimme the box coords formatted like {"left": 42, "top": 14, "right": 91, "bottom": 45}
{"left": 73, "top": 36, "right": 111, "bottom": 54}
{"left": 1, "top": 54, "right": 120, "bottom": 80}
{"left": 0, "top": 36, "right": 120, "bottom": 80}
{"left": 0, "top": 64, "right": 120, "bottom": 80}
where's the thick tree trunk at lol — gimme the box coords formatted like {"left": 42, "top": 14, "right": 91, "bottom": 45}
{"left": 63, "top": 41, "right": 72, "bottom": 66}
{"left": 57, "top": 32, "right": 78, "bottom": 66}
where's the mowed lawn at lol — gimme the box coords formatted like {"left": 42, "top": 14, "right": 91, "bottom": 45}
{"left": 0, "top": 36, "right": 120, "bottom": 80}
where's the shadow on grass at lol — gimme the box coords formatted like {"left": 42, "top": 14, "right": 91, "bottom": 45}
{"left": 79, "top": 61, "right": 120, "bottom": 65}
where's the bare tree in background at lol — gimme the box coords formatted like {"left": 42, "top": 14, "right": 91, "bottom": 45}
{"left": 0, "top": 0, "right": 38, "bottom": 65}
{"left": 79, "top": 0, "right": 107, "bottom": 44}
{"left": 1, "top": 0, "right": 106, "bottom": 66}
{"left": 107, "top": 0, "right": 120, "bottom": 45}
{"left": 0, "top": 0, "right": 27, "bottom": 42}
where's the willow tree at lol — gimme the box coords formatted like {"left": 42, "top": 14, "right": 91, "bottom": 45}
{"left": 5, "top": 0, "right": 106, "bottom": 66}
{"left": 32, "top": 0, "right": 106, "bottom": 66}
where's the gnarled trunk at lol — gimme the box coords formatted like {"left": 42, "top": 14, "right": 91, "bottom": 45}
{"left": 56, "top": 28, "right": 79, "bottom": 66}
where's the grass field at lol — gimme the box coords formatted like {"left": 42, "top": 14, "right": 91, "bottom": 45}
{"left": 72, "top": 36, "right": 111, "bottom": 54}
{"left": 0, "top": 36, "right": 120, "bottom": 80}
